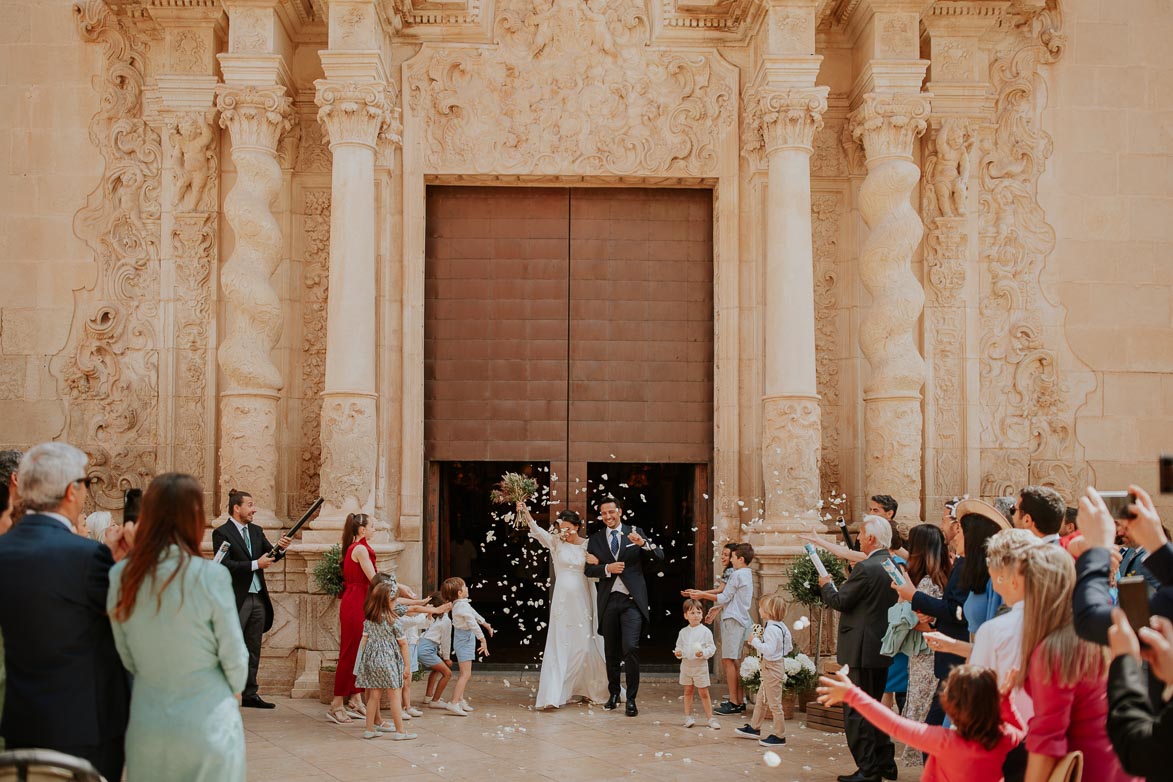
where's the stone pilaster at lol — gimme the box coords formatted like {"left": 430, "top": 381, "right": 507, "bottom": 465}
{"left": 850, "top": 90, "right": 931, "bottom": 523}
{"left": 150, "top": 4, "right": 225, "bottom": 506}
{"left": 214, "top": 83, "right": 293, "bottom": 521}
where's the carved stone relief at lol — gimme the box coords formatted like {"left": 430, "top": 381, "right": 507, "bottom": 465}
{"left": 296, "top": 119, "right": 333, "bottom": 173}
{"left": 405, "top": 0, "right": 736, "bottom": 176}
{"left": 55, "top": 0, "right": 162, "bottom": 508}
{"left": 923, "top": 119, "right": 975, "bottom": 220}
{"left": 812, "top": 119, "right": 848, "bottom": 178}
{"left": 229, "top": 7, "right": 268, "bottom": 53}
{"left": 977, "top": 2, "right": 1093, "bottom": 500}
{"left": 812, "top": 193, "right": 842, "bottom": 494}
{"left": 171, "top": 211, "right": 216, "bottom": 482}
{"left": 298, "top": 190, "right": 330, "bottom": 513}
{"left": 761, "top": 396, "right": 821, "bottom": 516}
{"left": 169, "top": 29, "right": 206, "bottom": 74}
{"left": 167, "top": 111, "right": 217, "bottom": 212}
{"left": 319, "top": 396, "right": 377, "bottom": 513}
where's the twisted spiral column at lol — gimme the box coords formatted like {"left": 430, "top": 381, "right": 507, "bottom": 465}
{"left": 215, "top": 84, "right": 293, "bottom": 518}
{"left": 850, "top": 92, "right": 931, "bottom": 522}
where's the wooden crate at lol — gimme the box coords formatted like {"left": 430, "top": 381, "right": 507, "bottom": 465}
{"left": 804, "top": 701, "right": 845, "bottom": 733}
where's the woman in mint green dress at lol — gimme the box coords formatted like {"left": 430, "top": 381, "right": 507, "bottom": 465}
{"left": 107, "top": 473, "right": 249, "bottom": 782}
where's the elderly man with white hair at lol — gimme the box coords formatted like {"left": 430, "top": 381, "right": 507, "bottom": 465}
{"left": 0, "top": 442, "right": 130, "bottom": 781}
{"left": 819, "top": 514, "right": 899, "bottom": 782}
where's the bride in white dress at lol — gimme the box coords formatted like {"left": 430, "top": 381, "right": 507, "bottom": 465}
{"left": 516, "top": 503, "right": 609, "bottom": 708}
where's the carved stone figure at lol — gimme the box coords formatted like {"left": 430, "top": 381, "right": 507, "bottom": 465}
{"left": 924, "top": 119, "right": 974, "bottom": 219}
{"left": 170, "top": 114, "right": 215, "bottom": 212}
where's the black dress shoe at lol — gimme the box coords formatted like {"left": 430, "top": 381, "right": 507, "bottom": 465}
{"left": 241, "top": 696, "right": 276, "bottom": 709}
{"left": 880, "top": 763, "right": 898, "bottom": 780}
{"left": 603, "top": 695, "right": 619, "bottom": 710}
{"left": 838, "top": 773, "right": 879, "bottom": 782}
{"left": 625, "top": 700, "right": 638, "bottom": 717}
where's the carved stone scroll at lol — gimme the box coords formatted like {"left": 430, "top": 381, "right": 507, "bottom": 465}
{"left": 215, "top": 84, "right": 293, "bottom": 515}
{"left": 298, "top": 190, "right": 330, "bottom": 513}
{"left": 55, "top": 0, "right": 162, "bottom": 508}
{"left": 977, "top": 2, "right": 1093, "bottom": 501}
{"left": 405, "top": 0, "right": 736, "bottom": 177}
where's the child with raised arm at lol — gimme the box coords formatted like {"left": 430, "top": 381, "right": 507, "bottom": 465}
{"left": 417, "top": 590, "right": 454, "bottom": 710}
{"left": 399, "top": 590, "right": 451, "bottom": 718}
{"left": 685, "top": 542, "right": 755, "bottom": 715}
{"left": 354, "top": 578, "right": 417, "bottom": 741}
{"left": 734, "top": 594, "right": 793, "bottom": 747}
{"left": 444, "top": 576, "right": 493, "bottom": 716}
{"left": 817, "top": 664, "right": 1026, "bottom": 782}
{"left": 675, "top": 599, "right": 719, "bottom": 729}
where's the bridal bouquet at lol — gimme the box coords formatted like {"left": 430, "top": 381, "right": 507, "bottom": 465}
{"left": 490, "top": 472, "right": 539, "bottom": 528}
{"left": 739, "top": 654, "right": 762, "bottom": 695}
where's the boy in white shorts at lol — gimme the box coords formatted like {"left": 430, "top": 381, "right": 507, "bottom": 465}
{"left": 674, "top": 599, "right": 719, "bottom": 729}
{"left": 685, "top": 542, "right": 754, "bottom": 715}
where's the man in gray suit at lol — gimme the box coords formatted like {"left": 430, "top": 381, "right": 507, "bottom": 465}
{"left": 819, "top": 515, "right": 898, "bottom": 782}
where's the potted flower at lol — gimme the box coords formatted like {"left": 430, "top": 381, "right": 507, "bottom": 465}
{"left": 312, "top": 543, "right": 345, "bottom": 597}
{"left": 739, "top": 653, "right": 762, "bottom": 705}
{"left": 783, "top": 651, "right": 819, "bottom": 713}
{"left": 784, "top": 546, "right": 847, "bottom": 668}
{"left": 318, "top": 664, "right": 336, "bottom": 704}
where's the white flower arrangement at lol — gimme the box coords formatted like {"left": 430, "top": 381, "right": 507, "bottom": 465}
{"left": 739, "top": 655, "right": 761, "bottom": 678}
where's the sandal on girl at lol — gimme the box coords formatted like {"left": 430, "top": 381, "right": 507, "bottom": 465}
{"left": 325, "top": 708, "right": 352, "bottom": 724}
{"left": 374, "top": 722, "right": 396, "bottom": 733}
{"left": 389, "top": 732, "right": 418, "bottom": 741}
{"left": 361, "top": 730, "right": 381, "bottom": 740}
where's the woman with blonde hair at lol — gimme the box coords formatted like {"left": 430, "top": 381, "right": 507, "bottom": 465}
{"left": 1019, "top": 543, "right": 1138, "bottom": 782}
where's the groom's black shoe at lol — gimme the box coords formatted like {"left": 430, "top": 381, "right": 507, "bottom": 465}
{"left": 625, "top": 700, "right": 638, "bottom": 717}
{"left": 604, "top": 695, "right": 619, "bottom": 711}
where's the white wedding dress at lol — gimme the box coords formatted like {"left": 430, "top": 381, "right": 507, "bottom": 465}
{"left": 527, "top": 519, "right": 610, "bottom": 708}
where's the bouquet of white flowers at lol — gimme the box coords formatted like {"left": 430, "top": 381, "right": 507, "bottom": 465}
{"left": 782, "top": 651, "right": 818, "bottom": 693}
{"left": 489, "top": 472, "right": 539, "bottom": 528}
{"left": 739, "top": 654, "right": 762, "bottom": 695}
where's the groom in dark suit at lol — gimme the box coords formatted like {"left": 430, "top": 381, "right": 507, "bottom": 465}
{"left": 212, "top": 489, "right": 290, "bottom": 709}
{"left": 584, "top": 498, "right": 664, "bottom": 716}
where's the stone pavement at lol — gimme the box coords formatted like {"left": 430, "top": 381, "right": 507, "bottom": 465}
{"left": 244, "top": 682, "right": 925, "bottom": 781}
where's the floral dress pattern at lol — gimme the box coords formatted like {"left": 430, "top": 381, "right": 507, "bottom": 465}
{"left": 355, "top": 619, "right": 406, "bottom": 690}
{"left": 901, "top": 575, "right": 942, "bottom": 767}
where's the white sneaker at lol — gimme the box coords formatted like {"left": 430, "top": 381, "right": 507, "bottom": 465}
{"left": 400, "top": 711, "right": 412, "bottom": 720}
{"left": 683, "top": 716, "right": 696, "bottom": 728}
{"left": 460, "top": 700, "right": 475, "bottom": 712}
{"left": 406, "top": 707, "right": 424, "bottom": 717}
{"left": 428, "top": 699, "right": 449, "bottom": 710}
{"left": 707, "top": 718, "right": 721, "bottom": 730}
{"left": 445, "top": 702, "right": 468, "bottom": 717}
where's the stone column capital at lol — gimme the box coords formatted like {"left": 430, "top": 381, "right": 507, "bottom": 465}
{"left": 314, "top": 79, "right": 402, "bottom": 151}
{"left": 747, "top": 86, "right": 829, "bottom": 156}
{"left": 215, "top": 84, "right": 293, "bottom": 151}
{"left": 849, "top": 91, "right": 931, "bottom": 163}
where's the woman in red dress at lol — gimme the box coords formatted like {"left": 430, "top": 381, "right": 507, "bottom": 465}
{"left": 327, "top": 513, "right": 377, "bottom": 723}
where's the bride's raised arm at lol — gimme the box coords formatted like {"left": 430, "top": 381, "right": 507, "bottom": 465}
{"left": 517, "top": 501, "right": 555, "bottom": 550}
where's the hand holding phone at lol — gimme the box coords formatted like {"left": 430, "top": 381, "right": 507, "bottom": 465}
{"left": 1118, "top": 576, "right": 1152, "bottom": 649}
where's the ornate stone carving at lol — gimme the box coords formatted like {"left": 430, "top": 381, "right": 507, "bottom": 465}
{"left": 406, "top": 0, "right": 735, "bottom": 176}
{"left": 743, "top": 87, "right": 828, "bottom": 156}
{"left": 216, "top": 85, "right": 292, "bottom": 152}
{"left": 851, "top": 90, "right": 929, "bottom": 519}
{"left": 229, "top": 6, "right": 268, "bottom": 53}
{"left": 169, "top": 29, "right": 206, "bottom": 74}
{"left": 315, "top": 80, "right": 401, "bottom": 149}
{"left": 761, "top": 396, "right": 822, "bottom": 517}
{"left": 55, "top": 0, "right": 162, "bottom": 508}
{"left": 812, "top": 119, "right": 847, "bottom": 177}
{"left": 319, "top": 396, "right": 377, "bottom": 513}
{"left": 171, "top": 212, "right": 216, "bottom": 481}
{"left": 771, "top": 6, "right": 812, "bottom": 50}
{"left": 923, "top": 118, "right": 975, "bottom": 220}
{"left": 298, "top": 190, "right": 330, "bottom": 513}
{"left": 812, "top": 193, "right": 842, "bottom": 494}
{"left": 296, "top": 119, "right": 333, "bottom": 173}
{"left": 924, "top": 216, "right": 967, "bottom": 305}
{"left": 978, "top": 2, "right": 1092, "bottom": 500}
{"left": 167, "top": 111, "right": 216, "bottom": 212}
{"left": 878, "top": 13, "right": 918, "bottom": 56}
{"left": 850, "top": 92, "right": 930, "bottom": 163}
{"left": 936, "top": 41, "right": 972, "bottom": 81}
{"left": 215, "top": 84, "right": 292, "bottom": 513}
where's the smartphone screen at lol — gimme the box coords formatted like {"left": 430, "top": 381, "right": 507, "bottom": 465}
{"left": 1119, "top": 576, "right": 1151, "bottom": 645}
{"left": 1100, "top": 491, "right": 1136, "bottom": 520}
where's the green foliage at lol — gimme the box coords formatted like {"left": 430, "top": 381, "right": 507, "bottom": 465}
{"left": 490, "top": 472, "right": 539, "bottom": 505}
{"left": 313, "top": 543, "right": 345, "bottom": 597}
{"left": 784, "top": 548, "right": 847, "bottom": 606}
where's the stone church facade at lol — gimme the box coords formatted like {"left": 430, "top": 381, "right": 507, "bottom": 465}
{"left": 2, "top": 0, "right": 1171, "bottom": 693}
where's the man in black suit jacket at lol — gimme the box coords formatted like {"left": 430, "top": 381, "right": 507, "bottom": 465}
{"left": 0, "top": 443, "right": 130, "bottom": 781}
{"left": 819, "top": 515, "right": 898, "bottom": 782}
{"left": 583, "top": 499, "right": 664, "bottom": 716}
{"left": 212, "top": 489, "right": 290, "bottom": 708}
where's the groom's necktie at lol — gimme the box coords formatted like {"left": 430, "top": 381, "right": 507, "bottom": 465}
{"left": 610, "top": 530, "right": 621, "bottom": 559}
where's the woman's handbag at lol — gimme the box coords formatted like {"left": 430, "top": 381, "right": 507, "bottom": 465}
{"left": 1046, "top": 750, "right": 1083, "bottom": 782}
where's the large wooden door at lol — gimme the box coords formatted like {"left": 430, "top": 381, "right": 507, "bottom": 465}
{"left": 424, "top": 186, "right": 714, "bottom": 661}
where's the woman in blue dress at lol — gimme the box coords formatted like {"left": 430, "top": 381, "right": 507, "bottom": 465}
{"left": 107, "top": 473, "right": 249, "bottom": 782}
